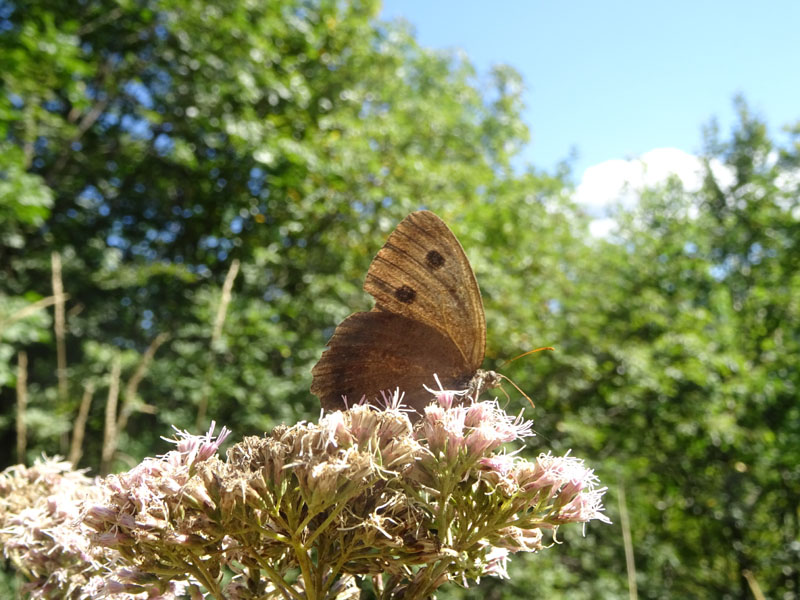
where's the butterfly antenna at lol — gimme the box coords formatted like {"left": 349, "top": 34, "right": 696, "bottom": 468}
{"left": 498, "top": 373, "right": 535, "bottom": 409}
{"left": 499, "top": 346, "right": 555, "bottom": 369}
{"left": 498, "top": 384, "right": 511, "bottom": 403}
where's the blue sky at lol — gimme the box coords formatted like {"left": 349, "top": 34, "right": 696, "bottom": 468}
{"left": 379, "top": 1, "right": 800, "bottom": 180}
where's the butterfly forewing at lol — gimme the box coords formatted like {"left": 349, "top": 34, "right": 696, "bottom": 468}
{"left": 363, "top": 210, "right": 486, "bottom": 369}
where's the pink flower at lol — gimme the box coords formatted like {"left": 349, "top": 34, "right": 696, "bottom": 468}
{"left": 482, "top": 545, "right": 511, "bottom": 579}
{"left": 318, "top": 410, "right": 354, "bottom": 449}
{"left": 494, "top": 525, "right": 544, "bottom": 553}
{"left": 169, "top": 421, "right": 231, "bottom": 466}
{"left": 479, "top": 454, "right": 516, "bottom": 476}
{"left": 465, "top": 421, "right": 510, "bottom": 457}
{"left": 347, "top": 404, "right": 383, "bottom": 445}
{"left": 418, "top": 404, "right": 468, "bottom": 460}
{"left": 434, "top": 389, "right": 458, "bottom": 409}
{"left": 556, "top": 487, "right": 611, "bottom": 525}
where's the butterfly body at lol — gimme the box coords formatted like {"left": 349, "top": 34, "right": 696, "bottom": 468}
{"left": 311, "top": 210, "right": 499, "bottom": 415}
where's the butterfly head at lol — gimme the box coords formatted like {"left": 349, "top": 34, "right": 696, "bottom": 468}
{"left": 467, "top": 369, "right": 502, "bottom": 400}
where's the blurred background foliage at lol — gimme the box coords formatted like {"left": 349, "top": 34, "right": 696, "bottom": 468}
{"left": 1, "top": 0, "right": 799, "bottom": 598}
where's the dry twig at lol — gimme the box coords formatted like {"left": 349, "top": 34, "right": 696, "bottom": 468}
{"left": 16, "top": 351, "right": 28, "bottom": 463}
{"left": 69, "top": 382, "right": 96, "bottom": 467}
{"left": 51, "top": 252, "right": 68, "bottom": 402}
{"left": 100, "top": 356, "right": 122, "bottom": 474}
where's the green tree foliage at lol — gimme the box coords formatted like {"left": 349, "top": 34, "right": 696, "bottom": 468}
{"left": 1, "top": 0, "right": 798, "bottom": 597}
{"left": 462, "top": 101, "right": 800, "bottom": 599}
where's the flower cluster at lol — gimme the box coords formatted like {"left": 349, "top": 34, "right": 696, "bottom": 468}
{"left": 81, "top": 423, "right": 232, "bottom": 597}
{"left": 4, "top": 390, "right": 608, "bottom": 600}
{"left": 0, "top": 457, "right": 187, "bottom": 599}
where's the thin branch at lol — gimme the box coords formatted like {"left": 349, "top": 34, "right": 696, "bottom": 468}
{"left": 45, "top": 55, "right": 114, "bottom": 184}
{"left": 212, "top": 259, "right": 241, "bottom": 344}
{"left": 16, "top": 352, "right": 28, "bottom": 464}
{"left": 618, "top": 480, "right": 638, "bottom": 600}
{"left": 101, "top": 355, "right": 122, "bottom": 475}
{"left": 69, "top": 382, "right": 95, "bottom": 467}
{"left": 48, "top": 97, "right": 111, "bottom": 181}
{"left": 0, "top": 294, "right": 70, "bottom": 339}
{"left": 51, "top": 252, "right": 68, "bottom": 403}
{"left": 117, "top": 332, "right": 169, "bottom": 432}
{"left": 197, "top": 259, "right": 240, "bottom": 430}
{"left": 77, "top": 5, "right": 124, "bottom": 36}
{"left": 743, "top": 570, "right": 765, "bottom": 600}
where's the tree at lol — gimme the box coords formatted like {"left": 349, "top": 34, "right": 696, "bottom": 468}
{"left": 2, "top": 0, "right": 798, "bottom": 596}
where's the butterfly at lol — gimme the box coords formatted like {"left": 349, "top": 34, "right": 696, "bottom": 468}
{"left": 311, "top": 210, "right": 501, "bottom": 416}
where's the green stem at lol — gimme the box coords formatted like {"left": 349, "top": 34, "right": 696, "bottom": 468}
{"left": 291, "top": 536, "right": 318, "bottom": 599}
{"left": 256, "top": 556, "right": 304, "bottom": 600}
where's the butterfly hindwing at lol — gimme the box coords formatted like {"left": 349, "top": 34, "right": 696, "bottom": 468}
{"left": 310, "top": 310, "right": 473, "bottom": 413}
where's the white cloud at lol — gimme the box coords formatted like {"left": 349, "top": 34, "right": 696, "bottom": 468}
{"left": 588, "top": 217, "right": 617, "bottom": 238}
{"left": 573, "top": 147, "right": 735, "bottom": 236}
{"left": 574, "top": 158, "right": 641, "bottom": 211}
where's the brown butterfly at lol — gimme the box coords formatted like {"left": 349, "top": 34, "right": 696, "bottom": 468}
{"left": 311, "top": 210, "right": 501, "bottom": 416}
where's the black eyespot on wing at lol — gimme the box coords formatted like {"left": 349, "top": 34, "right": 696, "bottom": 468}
{"left": 426, "top": 249, "right": 445, "bottom": 269}
{"left": 394, "top": 285, "right": 417, "bottom": 304}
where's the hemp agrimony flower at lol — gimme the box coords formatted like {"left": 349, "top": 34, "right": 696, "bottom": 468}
{"left": 3, "top": 391, "right": 609, "bottom": 599}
